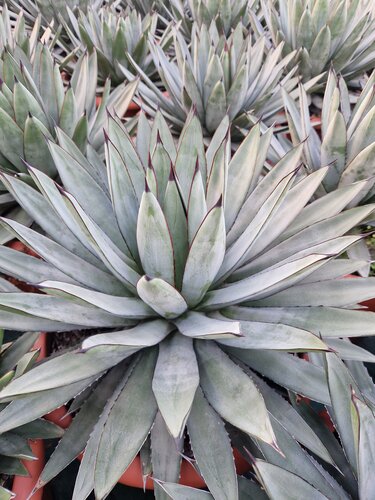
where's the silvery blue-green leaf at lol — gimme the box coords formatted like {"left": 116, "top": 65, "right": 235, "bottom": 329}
{"left": 250, "top": 277, "right": 375, "bottom": 307}
{"left": 217, "top": 315, "right": 327, "bottom": 351}
{"left": 250, "top": 371, "right": 334, "bottom": 465}
{"left": 0, "top": 293, "right": 127, "bottom": 328}
{"left": 157, "top": 482, "right": 213, "bottom": 500}
{"left": 321, "top": 111, "right": 347, "bottom": 191}
{"left": 0, "top": 345, "right": 136, "bottom": 398}
{"left": 0, "top": 378, "right": 96, "bottom": 433}
{"left": 229, "top": 348, "right": 330, "bottom": 405}
{"left": 309, "top": 25, "right": 331, "bottom": 76}
{"left": 151, "top": 139, "right": 173, "bottom": 205}
{"left": 0, "top": 107, "right": 25, "bottom": 172}
{"left": 204, "top": 253, "right": 330, "bottom": 310}
{"left": 196, "top": 341, "right": 277, "bottom": 447}
{"left": 254, "top": 461, "right": 329, "bottom": 500}
{"left": 94, "top": 349, "right": 158, "bottom": 499}
{"left": 106, "top": 136, "right": 140, "bottom": 262}
{"left": 49, "top": 141, "right": 127, "bottom": 252}
{"left": 72, "top": 358, "right": 136, "bottom": 500}
{"left": 326, "top": 353, "right": 359, "bottom": 472}
{"left": 352, "top": 396, "right": 375, "bottom": 500}
{"left": 82, "top": 320, "right": 173, "bottom": 350}
{"left": 206, "top": 139, "right": 227, "bottom": 211}
{"left": 152, "top": 333, "right": 199, "bottom": 438}
{"left": 226, "top": 305, "right": 375, "bottom": 339}
{"left": 225, "top": 124, "right": 260, "bottom": 230}
{"left": 205, "top": 80, "right": 227, "bottom": 134}
{"left": 187, "top": 388, "right": 238, "bottom": 500}
{"left": 187, "top": 162, "right": 207, "bottom": 244}
{"left": 37, "top": 364, "right": 125, "bottom": 489}
{"left": 182, "top": 199, "right": 226, "bottom": 307}
{"left": 175, "top": 311, "right": 241, "bottom": 339}
{"left": 256, "top": 416, "right": 348, "bottom": 500}
{"left": 39, "top": 281, "right": 153, "bottom": 319}
{"left": 151, "top": 412, "right": 183, "bottom": 500}
{"left": 327, "top": 339, "right": 375, "bottom": 363}
{"left": 0, "top": 331, "right": 40, "bottom": 377}
{"left": 137, "top": 276, "right": 188, "bottom": 319}
{"left": 0, "top": 217, "right": 123, "bottom": 296}
{"left": 62, "top": 191, "right": 140, "bottom": 293}
{"left": 163, "top": 169, "right": 188, "bottom": 288}
{"left": 23, "top": 115, "right": 56, "bottom": 177}
{"left": 137, "top": 189, "right": 175, "bottom": 286}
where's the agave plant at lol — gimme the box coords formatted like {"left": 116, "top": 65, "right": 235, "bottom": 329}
{"left": 162, "top": 0, "right": 255, "bottom": 38}
{"left": 126, "top": 22, "right": 321, "bottom": 139}
{"left": 0, "top": 111, "right": 373, "bottom": 498}
{"left": 63, "top": 6, "right": 171, "bottom": 86}
{"left": 261, "top": 0, "right": 375, "bottom": 83}
{"left": 0, "top": 328, "right": 63, "bottom": 499}
{"left": 282, "top": 69, "right": 375, "bottom": 273}
{"left": 7, "top": 0, "right": 106, "bottom": 27}
{"left": 0, "top": 40, "right": 137, "bottom": 243}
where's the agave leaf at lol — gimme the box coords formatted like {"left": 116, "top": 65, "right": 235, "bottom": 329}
{"left": 37, "top": 363, "right": 127, "bottom": 489}
{"left": 227, "top": 305, "right": 375, "bottom": 339}
{"left": 38, "top": 281, "right": 154, "bottom": 319}
{"left": 206, "top": 139, "right": 227, "bottom": 211}
{"left": 0, "top": 378, "right": 95, "bottom": 433}
{"left": 0, "top": 107, "right": 25, "bottom": 172}
{"left": 175, "top": 311, "right": 241, "bottom": 340}
{"left": 325, "top": 353, "right": 359, "bottom": 473}
{"left": 205, "top": 80, "right": 227, "bottom": 133}
{"left": 182, "top": 199, "right": 226, "bottom": 307}
{"left": 137, "top": 189, "right": 175, "bottom": 286}
{"left": 0, "top": 433, "right": 34, "bottom": 460}
{"left": 0, "top": 456, "right": 28, "bottom": 477}
{"left": 23, "top": 115, "right": 56, "bottom": 176}
{"left": 151, "top": 412, "right": 183, "bottom": 500}
{"left": 72, "top": 359, "right": 137, "bottom": 500}
{"left": 217, "top": 316, "right": 327, "bottom": 351}
{"left": 321, "top": 111, "right": 347, "bottom": 191}
{"left": 196, "top": 341, "right": 276, "bottom": 447}
{"left": 250, "top": 371, "right": 334, "bottom": 465}
{"left": 137, "top": 276, "right": 188, "bottom": 319}
{"left": 225, "top": 124, "right": 261, "bottom": 230}
{"left": 0, "top": 345, "right": 138, "bottom": 398}
{"left": 0, "top": 217, "right": 124, "bottom": 296}
{"left": 352, "top": 396, "right": 375, "bottom": 499}
{"left": 256, "top": 416, "right": 348, "bottom": 500}
{"left": 187, "top": 162, "right": 207, "bottom": 244}
{"left": 187, "top": 387, "right": 238, "bottom": 500}
{"left": 204, "top": 253, "right": 331, "bottom": 310}
{"left": 82, "top": 320, "right": 173, "bottom": 350}
{"left": 0, "top": 332, "right": 40, "bottom": 377}
{"left": 254, "top": 460, "right": 329, "bottom": 500}
{"left": 250, "top": 277, "right": 375, "bottom": 307}
{"left": 94, "top": 349, "right": 158, "bottom": 499}
{"left": 152, "top": 333, "right": 199, "bottom": 438}
{"left": 163, "top": 169, "right": 189, "bottom": 289}
{"left": 229, "top": 349, "right": 330, "bottom": 405}
{"left": 309, "top": 26, "right": 331, "bottom": 76}
{"left": 327, "top": 339, "right": 375, "bottom": 363}
{"left": 157, "top": 482, "right": 213, "bottom": 500}
{"left": 15, "top": 419, "right": 64, "bottom": 440}
{"left": 49, "top": 141, "right": 127, "bottom": 252}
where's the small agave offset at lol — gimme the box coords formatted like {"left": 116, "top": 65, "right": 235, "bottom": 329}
{"left": 0, "top": 112, "right": 374, "bottom": 498}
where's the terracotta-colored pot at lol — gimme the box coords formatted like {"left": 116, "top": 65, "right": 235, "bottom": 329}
{"left": 12, "top": 333, "right": 48, "bottom": 500}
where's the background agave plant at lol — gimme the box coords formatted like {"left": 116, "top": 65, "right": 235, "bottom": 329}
{"left": 126, "top": 22, "right": 312, "bottom": 139}
{"left": 282, "top": 69, "right": 375, "bottom": 273}
{"left": 261, "top": 0, "right": 375, "bottom": 83}
{"left": 0, "top": 329, "right": 63, "bottom": 500}
{"left": 0, "top": 112, "right": 373, "bottom": 499}
{"left": 162, "top": 0, "right": 255, "bottom": 38}
{"left": 7, "top": 0, "right": 106, "bottom": 27}
{"left": 63, "top": 6, "right": 171, "bottom": 86}
{"left": 0, "top": 38, "right": 136, "bottom": 244}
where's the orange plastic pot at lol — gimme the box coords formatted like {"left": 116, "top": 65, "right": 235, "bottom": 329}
{"left": 12, "top": 333, "right": 48, "bottom": 500}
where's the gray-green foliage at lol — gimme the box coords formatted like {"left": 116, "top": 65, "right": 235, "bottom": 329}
{"left": 261, "top": 0, "right": 375, "bottom": 82}
{"left": 124, "top": 22, "right": 316, "bottom": 138}
{"left": 0, "top": 329, "right": 63, "bottom": 499}
{"left": 0, "top": 112, "right": 373, "bottom": 498}
{"left": 63, "top": 6, "right": 171, "bottom": 86}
